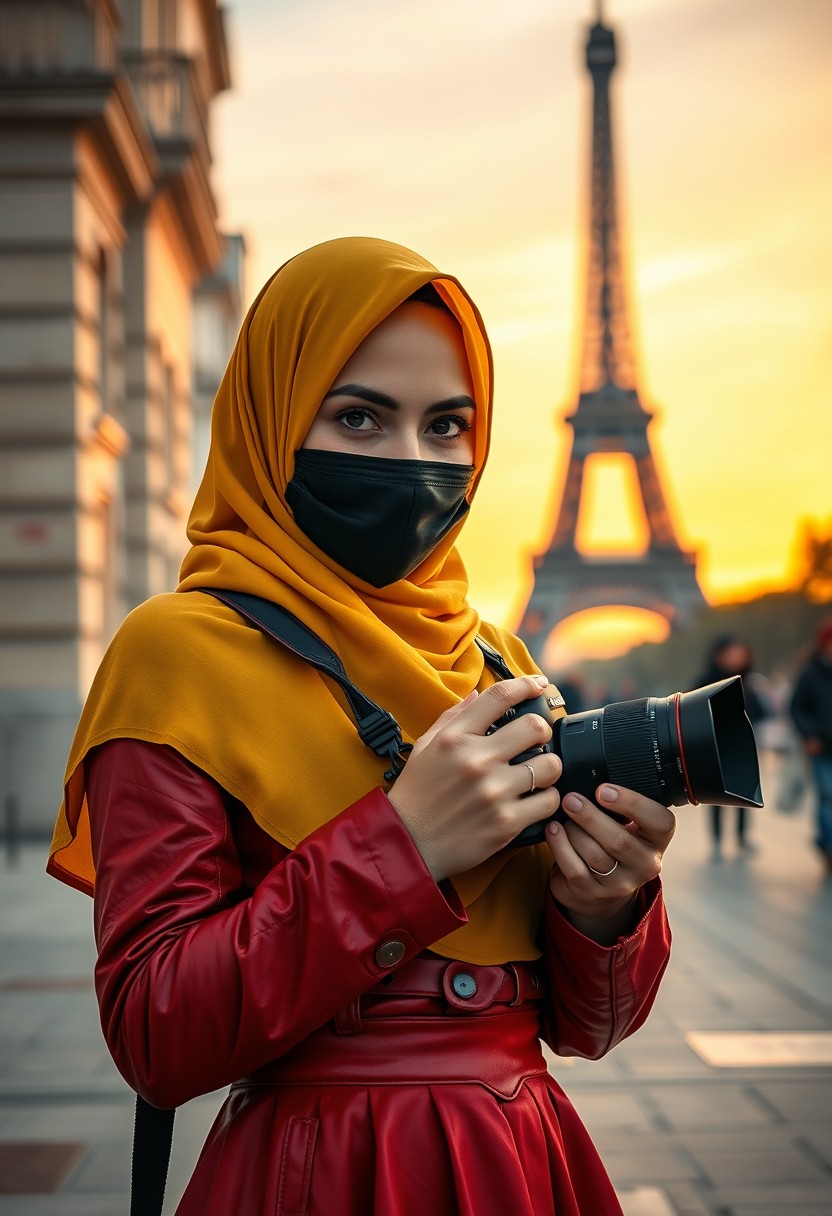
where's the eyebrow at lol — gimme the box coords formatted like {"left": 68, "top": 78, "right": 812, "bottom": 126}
{"left": 324, "top": 383, "right": 476, "bottom": 415}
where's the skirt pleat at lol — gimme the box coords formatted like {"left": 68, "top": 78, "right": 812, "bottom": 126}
{"left": 176, "top": 994, "right": 624, "bottom": 1215}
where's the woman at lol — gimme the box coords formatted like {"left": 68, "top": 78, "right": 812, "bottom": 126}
{"left": 48, "top": 237, "right": 673, "bottom": 1215}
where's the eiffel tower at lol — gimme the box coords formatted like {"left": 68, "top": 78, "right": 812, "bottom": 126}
{"left": 518, "top": 3, "right": 706, "bottom": 665}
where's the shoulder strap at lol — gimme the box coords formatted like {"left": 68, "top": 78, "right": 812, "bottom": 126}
{"left": 203, "top": 588, "right": 412, "bottom": 781}
{"left": 201, "top": 590, "right": 518, "bottom": 769}
{"left": 130, "top": 1096, "right": 175, "bottom": 1216}
{"left": 474, "top": 635, "right": 515, "bottom": 680}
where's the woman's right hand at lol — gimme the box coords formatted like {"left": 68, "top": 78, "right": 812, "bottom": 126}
{"left": 386, "top": 675, "right": 563, "bottom": 882}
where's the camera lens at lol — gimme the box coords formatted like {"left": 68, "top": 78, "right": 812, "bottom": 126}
{"left": 501, "top": 676, "right": 763, "bottom": 848}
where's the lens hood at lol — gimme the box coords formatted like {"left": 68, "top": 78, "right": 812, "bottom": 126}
{"left": 500, "top": 674, "right": 763, "bottom": 848}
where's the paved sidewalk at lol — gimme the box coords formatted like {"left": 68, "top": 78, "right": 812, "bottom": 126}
{"left": 1, "top": 751, "right": 831, "bottom": 1214}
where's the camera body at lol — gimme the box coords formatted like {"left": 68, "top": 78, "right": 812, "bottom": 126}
{"left": 489, "top": 677, "right": 763, "bottom": 848}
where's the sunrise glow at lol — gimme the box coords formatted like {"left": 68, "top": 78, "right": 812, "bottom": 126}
{"left": 211, "top": 0, "right": 831, "bottom": 661}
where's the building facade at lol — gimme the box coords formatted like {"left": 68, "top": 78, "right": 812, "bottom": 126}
{"left": 0, "top": 0, "right": 240, "bottom": 834}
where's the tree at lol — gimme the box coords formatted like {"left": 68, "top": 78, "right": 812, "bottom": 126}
{"left": 795, "top": 518, "right": 832, "bottom": 604}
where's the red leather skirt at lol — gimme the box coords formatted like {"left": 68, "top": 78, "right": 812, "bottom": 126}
{"left": 176, "top": 959, "right": 624, "bottom": 1216}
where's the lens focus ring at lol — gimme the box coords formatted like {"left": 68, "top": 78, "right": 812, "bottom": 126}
{"left": 601, "top": 700, "right": 667, "bottom": 805}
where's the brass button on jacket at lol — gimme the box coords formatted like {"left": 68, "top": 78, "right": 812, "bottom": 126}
{"left": 375, "top": 940, "right": 406, "bottom": 968}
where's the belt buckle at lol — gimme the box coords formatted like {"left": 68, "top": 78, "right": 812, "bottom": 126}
{"left": 442, "top": 962, "right": 504, "bottom": 1013}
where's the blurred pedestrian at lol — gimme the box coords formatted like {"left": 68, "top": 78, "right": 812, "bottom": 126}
{"left": 763, "top": 667, "right": 808, "bottom": 814}
{"left": 789, "top": 617, "right": 832, "bottom": 875}
{"left": 692, "top": 636, "right": 771, "bottom": 858}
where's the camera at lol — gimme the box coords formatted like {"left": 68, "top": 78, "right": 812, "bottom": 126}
{"left": 488, "top": 676, "right": 764, "bottom": 848}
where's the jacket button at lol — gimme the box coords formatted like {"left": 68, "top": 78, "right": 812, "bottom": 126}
{"left": 375, "top": 940, "right": 406, "bottom": 968}
{"left": 452, "top": 972, "right": 478, "bottom": 999}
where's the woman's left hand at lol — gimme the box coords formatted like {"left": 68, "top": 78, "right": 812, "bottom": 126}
{"left": 545, "top": 784, "right": 676, "bottom": 945}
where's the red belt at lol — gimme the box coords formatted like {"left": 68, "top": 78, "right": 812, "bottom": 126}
{"left": 234, "top": 959, "right": 549, "bottom": 1101}
{"left": 371, "top": 955, "right": 545, "bottom": 1011}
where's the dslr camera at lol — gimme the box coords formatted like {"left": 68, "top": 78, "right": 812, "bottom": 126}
{"left": 488, "top": 676, "right": 763, "bottom": 847}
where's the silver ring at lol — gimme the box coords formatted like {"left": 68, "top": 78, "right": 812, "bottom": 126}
{"left": 523, "top": 763, "right": 536, "bottom": 794}
{"left": 586, "top": 859, "right": 619, "bottom": 878}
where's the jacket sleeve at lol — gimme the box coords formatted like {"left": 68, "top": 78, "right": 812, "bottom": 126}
{"left": 540, "top": 878, "right": 671, "bottom": 1059}
{"left": 88, "top": 738, "right": 466, "bottom": 1108}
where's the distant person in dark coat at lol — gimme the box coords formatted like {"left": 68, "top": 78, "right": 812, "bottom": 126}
{"left": 789, "top": 617, "right": 832, "bottom": 875}
{"left": 693, "top": 636, "right": 770, "bottom": 858}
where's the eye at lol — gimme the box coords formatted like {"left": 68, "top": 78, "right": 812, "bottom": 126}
{"left": 337, "top": 407, "right": 378, "bottom": 432}
{"left": 428, "top": 415, "right": 472, "bottom": 440}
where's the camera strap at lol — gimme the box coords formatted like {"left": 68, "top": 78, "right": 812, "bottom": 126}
{"left": 199, "top": 588, "right": 517, "bottom": 769}
{"left": 474, "top": 635, "right": 515, "bottom": 681}
{"left": 129, "top": 587, "right": 518, "bottom": 1216}
{"left": 203, "top": 587, "right": 416, "bottom": 781}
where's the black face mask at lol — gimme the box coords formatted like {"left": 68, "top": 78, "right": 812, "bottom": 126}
{"left": 286, "top": 449, "right": 474, "bottom": 587}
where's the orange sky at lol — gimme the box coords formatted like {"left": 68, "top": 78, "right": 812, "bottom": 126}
{"left": 210, "top": 0, "right": 831, "bottom": 665}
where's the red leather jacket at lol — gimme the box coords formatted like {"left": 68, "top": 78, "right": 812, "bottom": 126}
{"left": 88, "top": 738, "right": 670, "bottom": 1110}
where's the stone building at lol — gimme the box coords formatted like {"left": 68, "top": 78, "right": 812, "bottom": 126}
{"left": 0, "top": 0, "right": 241, "bottom": 834}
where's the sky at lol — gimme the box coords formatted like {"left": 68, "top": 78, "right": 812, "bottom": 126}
{"left": 208, "top": 0, "right": 832, "bottom": 666}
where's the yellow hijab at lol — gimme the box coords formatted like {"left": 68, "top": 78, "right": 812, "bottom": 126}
{"left": 48, "top": 236, "right": 559, "bottom": 964}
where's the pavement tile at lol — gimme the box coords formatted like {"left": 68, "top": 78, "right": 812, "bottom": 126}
{"left": 0, "top": 1100, "right": 133, "bottom": 1141}
{"left": 609, "top": 1037, "right": 713, "bottom": 1080}
{"left": 795, "top": 1128, "right": 832, "bottom": 1168}
{"left": 678, "top": 1134, "right": 826, "bottom": 1187}
{"left": 57, "top": 1141, "right": 129, "bottom": 1195}
{"left": 617, "top": 1186, "right": 678, "bottom": 1216}
{"left": 567, "top": 1088, "right": 655, "bottom": 1131}
{"left": 664, "top": 1010, "right": 761, "bottom": 1032}
{"left": 601, "top": 1141, "right": 701, "bottom": 1185}
{"left": 686, "top": 1032, "right": 832, "bottom": 1068}
{"left": 728, "top": 1208, "right": 832, "bottom": 1215}
{"left": 0, "top": 1143, "right": 87, "bottom": 1195}
{"left": 0, "top": 1197, "right": 122, "bottom": 1215}
{"left": 647, "top": 1082, "right": 774, "bottom": 1128}
{"left": 4, "top": 1049, "right": 111, "bottom": 1084}
{"left": 699, "top": 1181, "right": 832, "bottom": 1208}
{"left": 748, "top": 1008, "right": 831, "bottom": 1032}
{"left": 750, "top": 1080, "right": 832, "bottom": 1123}
{"left": 658, "top": 1180, "right": 713, "bottom": 1216}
